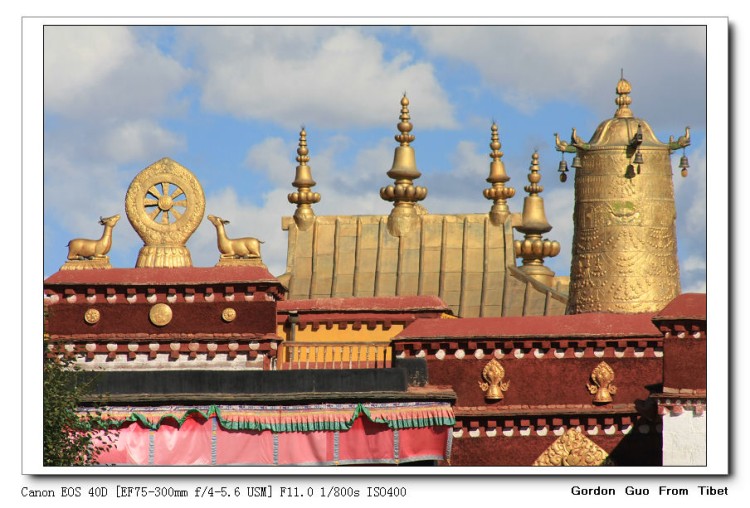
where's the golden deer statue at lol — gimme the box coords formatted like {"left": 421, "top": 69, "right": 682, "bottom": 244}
{"left": 66, "top": 214, "right": 120, "bottom": 260}
{"left": 207, "top": 215, "right": 264, "bottom": 259}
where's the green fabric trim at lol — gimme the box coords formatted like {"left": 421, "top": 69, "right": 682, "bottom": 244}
{"left": 93, "top": 404, "right": 455, "bottom": 432}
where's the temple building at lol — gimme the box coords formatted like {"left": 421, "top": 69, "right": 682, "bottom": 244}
{"left": 43, "top": 77, "right": 706, "bottom": 467}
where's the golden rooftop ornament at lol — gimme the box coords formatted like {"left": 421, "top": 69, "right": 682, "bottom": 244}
{"left": 207, "top": 215, "right": 266, "bottom": 267}
{"left": 380, "top": 94, "right": 428, "bottom": 236}
{"left": 126, "top": 158, "right": 205, "bottom": 268}
{"left": 61, "top": 214, "right": 121, "bottom": 270}
{"left": 513, "top": 152, "right": 560, "bottom": 286}
{"left": 288, "top": 127, "right": 321, "bottom": 231}
{"left": 483, "top": 122, "right": 515, "bottom": 225}
{"left": 558, "top": 75, "right": 685, "bottom": 314}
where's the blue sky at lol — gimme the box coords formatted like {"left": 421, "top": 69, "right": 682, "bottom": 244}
{"left": 42, "top": 24, "right": 708, "bottom": 292}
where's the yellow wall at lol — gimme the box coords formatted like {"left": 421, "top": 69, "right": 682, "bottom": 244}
{"left": 276, "top": 322, "right": 405, "bottom": 343}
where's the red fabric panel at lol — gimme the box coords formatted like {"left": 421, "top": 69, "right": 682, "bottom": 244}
{"left": 153, "top": 418, "right": 211, "bottom": 465}
{"left": 398, "top": 426, "right": 450, "bottom": 461}
{"left": 277, "top": 431, "right": 332, "bottom": 465}
{"left": 216, "top": 427, "right": 275, "bottom": 465}
{"left": 95, "top": 422, "right": 150, "bottom": 465}
{"left": 338, "top": 417, "right": 394, "bottom": 463}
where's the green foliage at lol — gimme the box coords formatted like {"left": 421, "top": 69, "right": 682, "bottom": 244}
{"left": 43, "top": 335, "right": 116, "bottom": 466}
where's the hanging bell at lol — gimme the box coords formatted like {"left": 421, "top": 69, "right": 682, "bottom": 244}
{"left": 679, "top": 154, "right": 689, "bottom": 177}
{"left": 633, "top": 149, "right": 644, "bottom": 165}
{"left": 558, "top": 158, "right": 569, "bottom": 183}
{"left": 571, "top": 154, "right": 583, "bottom": 169}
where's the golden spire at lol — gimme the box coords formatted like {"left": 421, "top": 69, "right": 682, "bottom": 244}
{"left": 513, "top": 152, "right": 560, "bottom": 286}
{"left": 483, "top": 122, "right": 515, "bottom": 225}
{"left": 380, "top": 95, "right": 427, "bottom": 236}
{"left": 614, "top": 70, "right": 634, "bottom": 119}
{"left": 288, "top": 127, "right": 321, "bottom": 231}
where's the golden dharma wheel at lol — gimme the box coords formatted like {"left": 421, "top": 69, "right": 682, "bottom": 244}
{"left": 125, "top": 158, "right": 205, "bottom": 247}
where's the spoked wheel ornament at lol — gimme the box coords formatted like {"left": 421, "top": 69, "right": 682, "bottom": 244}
{"left": 125, "top": 158, "right": 205, "bottom": 267}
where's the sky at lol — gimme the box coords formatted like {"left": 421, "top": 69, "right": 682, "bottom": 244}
{"left": 42, "top": 24, "right": 708, "bottom": 293}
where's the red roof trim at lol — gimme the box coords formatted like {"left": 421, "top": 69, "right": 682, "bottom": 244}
{"left": 395, "top": 312, "right": 661, "bottom": 340}
{"left": 652, "top": 293, "right": 707, "bottom": 321}
{"left": 44, "top": 267, "right": 282, "bottom": 286}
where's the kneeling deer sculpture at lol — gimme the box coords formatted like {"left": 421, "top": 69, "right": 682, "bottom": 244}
{"left": 207, "top": 215, "right": 263, "bottom": 259}
{"left": 67, "top": 214, "right": 121, "bottom": 260}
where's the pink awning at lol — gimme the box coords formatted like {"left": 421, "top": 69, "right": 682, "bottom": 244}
{"left": 90, "top": 402, "right": 454, "bottom": 466}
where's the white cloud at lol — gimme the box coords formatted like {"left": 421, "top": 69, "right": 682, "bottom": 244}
{"left": 683, "top": 255, "right": 707, "bottom": 273}
{"left": 101, "top": 120, "right": 186, "bottom": 164}
{"left": 244, "top": 137, "right": 294, "bottom": 187}
{"left": 44, "top": 26, "right": 135, "bottom": 110}
{"left": 177, "top": 26, "right": 456, "bottom": 129}
{"left": 412, "top": 26, "right": 706, "bottom": 129}
{"left": 44, "top": 26, "right": 190, "bottom": 120}
{"left": 682, "top": 280, "right": 707, "bottom": 294}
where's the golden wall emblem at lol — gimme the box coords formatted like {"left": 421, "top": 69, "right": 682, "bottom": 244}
{"left": 83, "top": 308, "right": 100, "bottom": 324}
{"left": 149, "top": 303, "right": 173, "bottom": 327}
{"left": 534, "top": 428, "right": 610, "bottom": 466}
{"left": 221, "top": 307, "right": 237, "bottom": 322}
{"left": 478, "top": 359, "right": 510, "bottom": 400}
{"left": 587, "top": 361, "right": 617, "bottom": 404}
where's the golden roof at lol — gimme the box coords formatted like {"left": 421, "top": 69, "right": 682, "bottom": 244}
{"left": 278, "top": 96, "right": 567, "bottom": 318}
{"left": 278, "top": 213, "right": 567, "bottom": 318}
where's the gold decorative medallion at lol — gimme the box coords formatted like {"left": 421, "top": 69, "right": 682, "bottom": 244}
{"left": 587, "top": 361, "right": 617, "bottom": 404}
{"left": 534, "top": 428, "right": 610, "bottom": 466}
{"left": 149, "top": 303, "right": 173, "bottom": 327}
{"left": 125, "top": 158, "right": 206, "bottom": 267}
{"left": 83, "top": 308, "right": 100, "bottom": 324}
{"left": 221, "top": 307, "right": 237, "bottom": 322}
{"left": 478, "top": 359, "right": 510, "bottom": 400}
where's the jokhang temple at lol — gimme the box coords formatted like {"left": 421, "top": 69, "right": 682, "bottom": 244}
{"left": 43, "top": 77, "right": 707, "bottom": 467}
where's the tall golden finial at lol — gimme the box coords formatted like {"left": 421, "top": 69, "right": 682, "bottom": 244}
{"left": 483, "top": 122, "right": 515, "bottom": 225}
{"left": 288, "top": 127, "right": 321, "bottom": 231}
{"left": 614, "top": 70, "right": 634, "bottom": 119}
{"left": 513, "top": 152, "right": 560, "bottom": 286}
{"left": 380, "top": 95, "right": 427, "bottom": 236}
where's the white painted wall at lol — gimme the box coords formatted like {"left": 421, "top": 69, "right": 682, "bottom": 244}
{"left": 662, "top": 409, "right": 707, "bottom": 466}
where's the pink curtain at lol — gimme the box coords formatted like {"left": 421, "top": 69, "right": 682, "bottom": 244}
{"left": 94, "top": 415, "right": 449, "bottom": 465}
{"left": 338, "top": 417, "right": 394, "bottom": 464}
{"left": 153, "top": 418, "right": 212, "bottom": 465}
{"left": 216, "top": 428, "right": 274, "bottom": 465}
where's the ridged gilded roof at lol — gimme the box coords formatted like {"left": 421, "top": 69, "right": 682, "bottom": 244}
{"left": 278, "top": 213, "right": 568, "bottom": 318}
